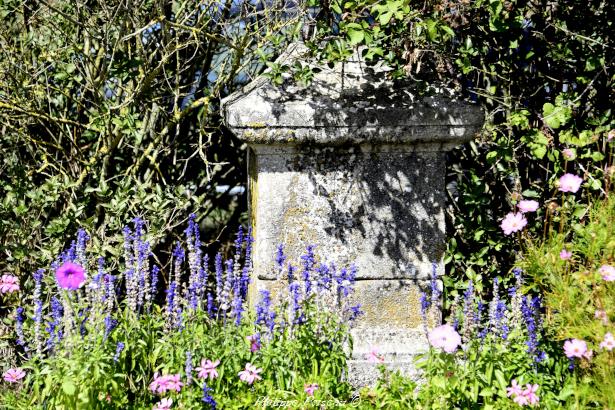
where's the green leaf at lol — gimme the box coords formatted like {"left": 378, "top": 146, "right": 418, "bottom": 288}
{"left": 347, "top": 28, "right": 365, "bottom": 45}
{"left": 62, "top": 379, "right": 76, "bottom": 395}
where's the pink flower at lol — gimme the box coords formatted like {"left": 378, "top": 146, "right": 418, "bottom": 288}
{"left": 366, "top": 347, "right": 385, "bottom": 363}
{"left": 558, "top": 174, "right": 583, "bottom": 193}
{"left": 506, "top": 379, "right": 523, "bottom": 397}
{"left": 3, "top": 368, "right": 26, "bottom": 383}
{"left": 149, "top": 373, "right": 183, "bottom": 394}
{"left": 238, "top": 363, "right": 262, "bottom": 385}
{"left": 55, "top": 262, "right": 86, "bottom": 290}
{"left": 195, "top": 359, "right": 220, "bottom": 380}
{"left": 500, "top": 212, "right": 528, "bottom": 236}
{"left": 600, "top": 332, "right": 615, "bottom": 351}
{"left": 608, "top": 130, "right": 615, "bottom": 141}
{"left": 513, "top": 393, "right": 529, "bottom": 406}
{"left": 0, "top": 275, "right": 19, "bottom": 293}
{"left": 599, "top": 265, "right": 615, "bottom": 281}
{"left": 559, "top": 249, "right": 573, "bottom": 260}
{"left": 562, "top": 148, "right": 575, "bottom": 160}
{"left": 304, "top": 383, "right": 319, "bottom": 396}
{"left": 153, "top": 398, "right": 173, "bottom": 410}
{"left": 559, "top": 248, "right": 572, "bottom": 261}
{"left": 428, "top": 324, "right": 462, "bottom": 354}
{"left": 522, "top": 384, "right": 540, "bottom": 406}
{"left": 582, "top": 350, "right": 593, "bottom": 361}
{"left": 247, "top": 334, "right": 261, "bottom": 352}
{"left": 518, "top": 200, "right": 539, "bottom": 213}
{"left": 563, "top": 339, "right": 587, "bottom": 358}
{"left": 595, "top": 310, "right": 608, "bottom": 325}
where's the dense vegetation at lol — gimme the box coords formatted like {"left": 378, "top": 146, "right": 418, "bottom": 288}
{"left": 1, "top": 0, "right": 614, "bottom": 408}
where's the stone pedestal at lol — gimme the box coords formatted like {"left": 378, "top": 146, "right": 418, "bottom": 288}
{"left": 222, "top": 44, "right": 482, "bottom": 386}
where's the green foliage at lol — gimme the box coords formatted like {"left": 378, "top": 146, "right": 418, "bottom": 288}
{"left": 304, "top": 0, "right": 614, "bottom": 294}
{"left": 520, "top": 194, "right": 615, "bottom": 408}
{"left": 0, "top": 0, "right": 304, "bottom": 281}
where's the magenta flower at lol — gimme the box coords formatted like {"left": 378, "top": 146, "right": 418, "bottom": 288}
{"left": 506, "top": 379, "right": 523, "bottom": 397}
{"left": 195, "top": 359, "right": 220, "bottom": 380}
{"left": 238, "top": 363, "right": 262, "bottom": 385}
{"left": 500, "top": 213, "right": 528, "bottom": 235}
{"left": 3, "top": 368, "right": 26, "bottom": 383}
{"left": 428, "top": 324, "right": 462, "bottom": 354}
{"left": 149, "top": 373, "right": 183, "bottom": 394}
{"left": 563, "top": 339, "right": 587, "bottom": 358}
{"left": 518, "top": 200, "right": 539, "bottom": 213}
{"left": 600, "top": 332, "right": 615, "bottom": 351}
{"left": 558, "top": 173, "right": 583, "bottom": 193}
{"left": 366, "top": 346, "right": 385, "bottom": 363}
{"left": 304, "top": 383, "right": 319, "bottom": 396}
{"left": 0, "top": 275, "right": 19, "bottom": 293}
{"left": 559, "top": 249, "right": 572, "bottom": 260}
{"left": 599, "top": 265, "right": 615, "bottom": 281}
{"left": 247, "top": 334, "right": 261, "bottom": 352}
{"left": 55, "top": 262, "right": 86, "bottom": 290}
{"left": 153, "top": 398, "right": 173, "bottom": 410}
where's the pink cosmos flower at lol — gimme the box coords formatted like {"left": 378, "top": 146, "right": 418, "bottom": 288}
{"left": 506, "top": 379, "right": 523, "bottom": 397}
{"left": 522, "top": 384, "right": 539, "bottom": 406}
{"left": 366, "top": 347, "right": 385, "bottom": 363}
{"left": 304, "top": 383, "right": 319, "bottom": 396}
{"left": 559, "top": 249, "right": 573, "bottom": 260}
{"left": 0, "top": 275, "right": 19, "bottom": 293}
{"left": 599, "top": 265, "right": 615, "bottom": 281}
{"left": 428, "top": 324, "right": 462, "bottom": 354}
{"left": 513, "top": 393, "right": 529, "bottom": 406}
{"left": 558, "top": 174, "right": 583, "bottom": 193}
{"left": 55, "top": 262, "right": 86, "bottom": 290}
{"left": 562, "top": 148, "right": 575, "bottom": 160}
{"left": 582, "top": 350, "right": 593, "bottom": 361}
{"left": 247, "top": 334, "right": 261, "bottom": 352}
{"left": 563, "top": 339, "right": 587, "bottom": 358}
{"left": 600, "top": 332, "right": 615, "bottom": 351}
{"left": 3, "top": 368, "right": 26, "bottom": 383}
{"left": 238, "top": 363, "right": 262, "bottom": 385}
{"left": 149, "top": 373, "right": 183, "bottom": 394}
{"left": 518, "top": 200, "right": 539, "bottom": 213}
{"left": 500, "top": 213, "right": 528, "bottom": 235}
{"left": 153, "top": 398, "right": 173, "bottom": 410}
{"left": 195, "top": 359, "right": 220, "bottom": 380}
{"left": 595, "top": 310, "right": 608, "bottom": 325}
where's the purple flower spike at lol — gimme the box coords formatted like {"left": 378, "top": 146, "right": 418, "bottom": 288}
{"left": 55, "top": 262, "right": 86, "bottom": 290}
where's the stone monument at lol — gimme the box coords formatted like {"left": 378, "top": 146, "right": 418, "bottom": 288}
{"left": 221, "top": 44, "right": 483, "bottom": 386}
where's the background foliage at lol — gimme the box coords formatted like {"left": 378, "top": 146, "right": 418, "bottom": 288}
{"left": 303, "top": 0, "right": 614, "bottom": 299}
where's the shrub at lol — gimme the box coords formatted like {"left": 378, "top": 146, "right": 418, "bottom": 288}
{"left": 0, "top": 217, "right": 360, "bottom": 409}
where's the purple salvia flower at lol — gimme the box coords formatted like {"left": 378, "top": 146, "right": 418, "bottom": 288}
{"left": 346, "top": 304, "right": 363, "bottom": 322}
{"left": 495, "top": 300, "right": 508, "bottom": 339}
{"left": 202, "top": 383, "right": 217, "bottom": 409}
{"left": 430, "top": 262, "right": 441, "bottom": 307}
{"left": 150, "top": 266, "right": 159, "bottom": 302}
{"left": 46, "top": 297, "right": 64, "bottom": 349}
{"left": 104, "top": 315, "right": 117, "bottom": 340}
{"left": 15, "top": 306, "right": 27, "bottom": 349}
{"left": 522, "top": 295, "right": 542, "bottom": 362}
{"left": 122, "top": 226, "right": 134, "bottom": 269}
{"left": 185, "top": 351, "right": 193, "bottom": 385}
{"left": 215, "top": 253, "right": 223, "bottom": 305}
{"left": 172, "top": 242, "right": 185, "bottom": 288}
{"left": 113, "top": 342, "right": 124, "bottom": 362}
{"left": 234, "top": 226, "right": 244, "bottom": 260}
{"left": 287, "top": 263, "right": 296, "bottom": 283}
{"left": 315, "top": 263, "right": 332, "bottom": 292}
{"left": 275, "top": 244, "right": 286, "bottom": 275}
{"left": 231, "top": 282, "right": 244, "bottom": 326}
{"left": 289, "top": 281, "right": 303, "bottom": 325}
{"left": 462, "top": 281, "right": 475, "bottom": 340}
{"left": 165, "top": 281, "right": 178, "bottom": 330}
{"left": 477, "top": 301, "right": 488, "bottom": 339}
{"left": 301, "top": 245, "right": 316, "bottom": 296}
{"left": 488, "top": 278, "right": 500, "bottom": 335}
{"left": 75, "top": 228, "right": 89, "bottom": 267}
{"left": 207, "top": 292, "right": 215, "bottom": 318}
{"left": 420, "top": 291, "right": 430, "bottom": 317}
{"left": 33, "top": 269, "right": 44, "bottom": 355}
